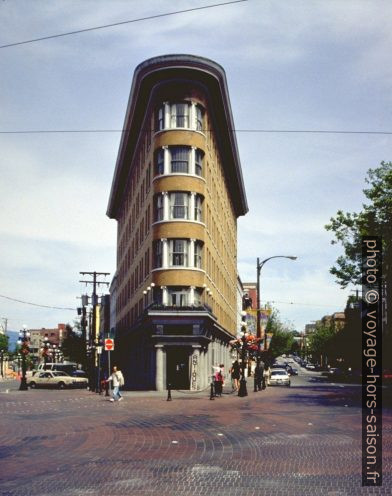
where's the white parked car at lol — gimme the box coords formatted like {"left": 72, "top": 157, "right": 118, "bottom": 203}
{"left": 268, "top": 369, "right": 291, "bottom": 387}
{"left": 29, "top": 371, "right": 88, "bottom": 389}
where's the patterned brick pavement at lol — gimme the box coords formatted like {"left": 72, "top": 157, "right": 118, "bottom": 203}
{"left": 0, "top": 380, "right": 391, "bottom": 496}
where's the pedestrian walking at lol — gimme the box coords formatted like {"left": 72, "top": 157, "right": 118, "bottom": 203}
{"left": 230, "top": 360, "right": 240, "bottom": 390}
{"left": 213, "top": 364, "right": 224, "bottom": 397}
{"left": 254, "top": 360, "right": 264, "bottom": 391}
{"left": 106, "top": 366, "right": 124, "bottom": 402}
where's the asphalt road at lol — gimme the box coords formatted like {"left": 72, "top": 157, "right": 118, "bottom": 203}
{"left": 0, "top": 369, "right": 390, "bottom": 496}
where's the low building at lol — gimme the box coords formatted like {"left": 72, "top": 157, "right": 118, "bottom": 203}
{"left": 29, "top": 324, "right": 68, "bottom": 361}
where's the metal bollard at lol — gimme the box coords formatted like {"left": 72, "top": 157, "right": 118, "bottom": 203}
{"left": 210, "top": 380, "right": 215, "bottom": 400}
{"left": 167, "top": 383, "right": 172, "bottom": 401}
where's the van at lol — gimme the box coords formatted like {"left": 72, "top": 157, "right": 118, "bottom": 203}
{"left": 36, "top": 362, "right": 78, "bottom": 375}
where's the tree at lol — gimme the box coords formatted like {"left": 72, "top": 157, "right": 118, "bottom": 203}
{"left": 325, "top": 161, "right": 391, "bottom": 287}
{"left": 268, "top": 329, "right": 294, "bottom": 359}
{"left": 0, "top": 333, "right": 9, "bottom": 351}
{"left": 307, "top": 324, "right": 336, "bottom": 367}
{"left": 325, "top": 161, "right": 392, "bottom": 365}
{"left": 264, "top": 309, "right": 295, "bottom": 359}
{"left": 61, "top": 324, "right": 85, "bottom": 366}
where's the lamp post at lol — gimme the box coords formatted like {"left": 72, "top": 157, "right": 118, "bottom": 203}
{"left": 42, "top": 337, "right": 51, "bottom": 365}
{"left": 238, "top": 311, "right": 248, "bottom": 397}
{"left": 254, "top": 256, "right": 297, "bottom": 392}
{"left": 256, "top": 256, "right": 297, "bottom": 350}
{"left": 18, "top": 325, "right": 30, "bottom": 391}
{"left": 0, "top": 349, "right": 5, "bottom": 377}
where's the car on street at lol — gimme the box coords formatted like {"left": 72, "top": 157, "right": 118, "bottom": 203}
{"left": 288, "top": 367, "right": 298, "bottom": 375}
{"left": 71, "top": 370, "right": 88, "bottom": 379}
{"left": 268, "top": 369, "right": 291, "bottom": 387}
{"left": 306, "top": 363, "right": 316, "bottom": 370}
{"left": 271, "top": 363, "right": 286, "bottom": 369}
{"left": 29, "top": 371, "right": 88, "bottom": 389}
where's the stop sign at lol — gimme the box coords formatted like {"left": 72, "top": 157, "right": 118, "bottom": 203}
{"left": 104, "top": 338, "right": 114, "bottom": 351}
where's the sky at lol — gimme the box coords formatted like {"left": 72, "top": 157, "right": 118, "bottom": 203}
{"left": 0, "top": 0, "right": 391, "bottom": 334}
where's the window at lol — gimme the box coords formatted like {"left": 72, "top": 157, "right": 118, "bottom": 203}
{"left": 196, "top": 106, "right": 203, "bottom": 131}
{"left": 194, "top": 195, "right": 203, "bottom": 222}
{"left": 155, "top": 195, "right": 164, "bottom": 221}
{"left": 171, "top": 146, "right": 189, "bottom": 173}
{"left": 171, "top": 103, "right": 189, "bottom": 128}
{"left": 156, "top": 149, "right": 164, "bottom": 175}
{"left": 195, "top": 150, "right": 203, "bottom": 176}
{"left": 156, "top": 107, "right": 164, "bottom": 131}
{"left": 194, "top": 242, "right": 202, "bottom": 268}
{"left": 154, "top": 240, "right": 162, "bottom": 268}
{"left": 170, "top": 192, "right": 188, "bottom": 219}
{"left": 193, "top": 289, "right": 202, "bottom": 306}
{"left": 170, "top": 239, "right": 187, "bottom": 266}
{"left": 169, "top": 288, "right": 189, "bottom": 306}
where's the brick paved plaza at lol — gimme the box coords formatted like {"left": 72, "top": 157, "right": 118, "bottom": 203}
{"left": 0, "top": 373, "right": 391, "bottom": 496}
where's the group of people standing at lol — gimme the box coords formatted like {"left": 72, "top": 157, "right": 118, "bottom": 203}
{"left": 213, "top": 359, "right": 269, "bottom": 395}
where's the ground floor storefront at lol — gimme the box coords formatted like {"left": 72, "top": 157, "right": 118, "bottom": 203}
{"left": 115, "top": 307, "right": 234, "bottom": 391}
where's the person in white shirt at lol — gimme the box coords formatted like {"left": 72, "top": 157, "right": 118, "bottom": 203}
{"left": 106, "top": 366, "right": 124, "bottom": 402}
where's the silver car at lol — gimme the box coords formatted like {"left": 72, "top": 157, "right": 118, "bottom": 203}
{"left": 269, "top": 369, "right": 291, "bottom": 387}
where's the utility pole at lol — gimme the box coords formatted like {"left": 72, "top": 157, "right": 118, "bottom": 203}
{"left": 1, "top": 318, "right": 8, "bottom": 335}
{"left": 79, "top": 271, "right": 110, "bottom": 391}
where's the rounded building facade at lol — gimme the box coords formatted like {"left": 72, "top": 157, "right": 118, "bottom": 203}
{"left": 107, "top": 55, "right": 248, "bottom": 390}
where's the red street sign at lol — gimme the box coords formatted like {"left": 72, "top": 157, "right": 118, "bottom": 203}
{"left": 104, "top": 338, "right": 114, "bottom": 351}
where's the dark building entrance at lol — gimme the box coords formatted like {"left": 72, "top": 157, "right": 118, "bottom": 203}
{"left": 166, "top": 348, "right": 190, "bottom": 389}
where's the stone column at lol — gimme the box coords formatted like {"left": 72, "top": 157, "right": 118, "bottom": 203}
{"left": 189, "top": 239, "right": 195, "bottom": 268}
{"left": 190, "top": 147, "right": 196, "bottom": 175}
{"left": 163, "top": 146, "right": 170, "bottom": 175}
{"left": 164, "top": 102, "right": 170, "bottom": 129}
{"left": 189, "top": 193, "right": 196, "bottom": 221}
{"left": 190, "top": 102, "right": 196, "bottom": 130}
{"left": 161, "top": 286, "right": 168, "bottom": 306}
{"left": 190, "top": 346, "right": 200, "bottom": 390}
{"left": 163, "top": 192, "right": 169, "bottom": 220}
{"left": 161, "top": 238, "right": 168, "bottom": 268}
{"left": 155, "top": 345, "right": 164, "bottom": 391}
{"left": 189, "top": 286, "right": 195, "bottom": 305}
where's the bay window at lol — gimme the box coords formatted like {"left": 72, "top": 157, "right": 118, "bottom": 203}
{"left": 194, "top": 195, "right": 203, "bottom": 222}
{"left": 155, "top": 194, "right": 164, "bottom": 221}
{"left": 170, "top": 239, "right": 187, "bottom": 266}
{"left": 155, "top": 102, "right": 205, "bottom": 131}
{"left": 195, "top": 149, "right": 203, "bottom": 176}
{"left": 170, "top": 192, "right": 189, "bottom": 219}
{"left": 156, "top": 149, "right": 164, "bottom": 175}
{"left": 194, "top": 242, "right": 202, "bottom": 268}
{"left": 171, "top": 147, "right": 189, "bottom": 173}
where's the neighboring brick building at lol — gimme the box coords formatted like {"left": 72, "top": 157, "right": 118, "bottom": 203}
{"left": 107, "top": 55, "right": 248, "bottom": 390}
{"left": 29, "top": 324, "right": 68, "bottom": 360}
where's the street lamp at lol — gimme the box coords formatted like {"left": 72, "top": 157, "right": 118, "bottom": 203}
{"left": 0, "top": 349, "right": 6, "bottom": 378}
{"left": 256, "top": 256, "right": 297, "bottom": 350}
{"left": 42, "top": 337, "right": 51, "bottom": 364}
{"left": 254, "top": 256, "right": 297, "bottom": 393}
{"left": 238, "top": 311, "right": 248, "bottom": 397}
{"left": 18, "top": 325, "right": 30, "bottom": 391}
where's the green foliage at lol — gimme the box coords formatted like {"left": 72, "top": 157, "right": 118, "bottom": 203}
{"left": 269, "top": 329, "right": 294, "bottom": 358}
{"left": 325, "top": 161, "right": 392, "bottom": 288}
{"left": 61, "top": 324, "right": 85, "bottom": 366}
{"left": 0, "top": 333, "right": 9, "bottom": 351}
{"left": 307, "top": 324, "right": 336, "bottom": 360}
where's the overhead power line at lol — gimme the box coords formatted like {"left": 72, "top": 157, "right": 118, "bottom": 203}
{"left": 0, "top": 0, "right": 249, "bottom": 49}
{"left": 0, "top": 293, "right": 75, "bottom": 311}
{"left": 0, "top": 128, "right": 391, "bottom": 136}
